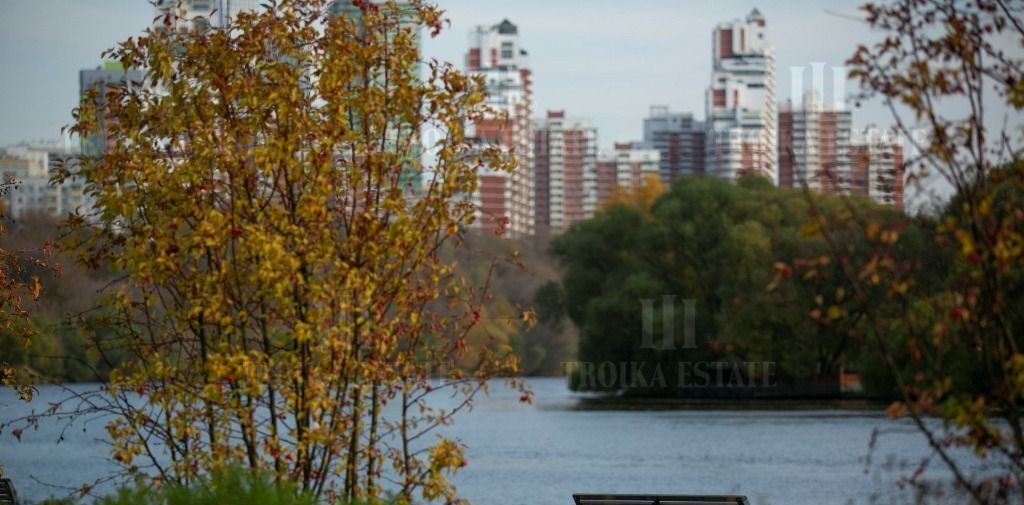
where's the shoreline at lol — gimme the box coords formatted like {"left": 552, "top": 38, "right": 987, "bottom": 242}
{"left": 566, "top": 394, "right": 891, "bottom": 412}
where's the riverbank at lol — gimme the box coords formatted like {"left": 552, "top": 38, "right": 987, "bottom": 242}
{"left": 570, "top": 394, "right": 890, "bottom": 412}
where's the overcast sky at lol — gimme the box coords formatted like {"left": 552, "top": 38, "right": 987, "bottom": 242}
{"left": 0, "top": 0, "right": 892, "bottom": 147}
{"left": 3, "top": 0, "right": 1022, "bottom": 211}
{"left": 426, "top": 0, "right": 898, "bottom": 145}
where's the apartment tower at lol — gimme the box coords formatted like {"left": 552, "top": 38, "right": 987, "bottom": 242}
{"left": 80, "top": 62, "right": 145, "bottom": 156}
{"left": 641, "top": 106, "right": 705, "bottom": 182}
{"left": 849, "top": 129, "right": 905, "bottom": 209}
{"left": 594, "top": 143, "right": 661, "bottom": 209}
{"left": 533, "top": 111, "right": 598, "bottom": 234}
{"left": 1, "top": 143, "right": 89, "bottom": 219}
{"left": 705, "top": 8, "right": 776, "bottom": 182}
{"left": 466, "top": 19, "right": 535, "bottom": 237}
{"left": 154, "top": 0, "right": 259, "bottom": 30}
{"left": 778, "top": 92, "right": 853, "bottom": 192}
{"left": 779, "top": 93, "right": 905, "bottom": 209}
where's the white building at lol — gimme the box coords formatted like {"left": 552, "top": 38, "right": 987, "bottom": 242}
{"left": 595, "top": 143, "right": 661, "bottom": 210}
{"left": 0, "top": 143, "right": 89, "bottom": 220}
{"left": 849, "top": 129, "right": 905, "bottom": 209}
{"left": 154, "top": 0, "right": 259, "bottom": 31}
{"left": 466, "top": 19, "right": 534, "bottom": 237}
{"left": 778, "top": 92, "right": 853, "bottom": 192}
{"left": 705, "top": 8, "right": 776, "bottom": 182}
{"left": 778, "top": 94, "right": 905, "bottom": 209}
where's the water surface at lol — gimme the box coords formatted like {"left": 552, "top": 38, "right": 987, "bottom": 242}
{"left": 0, "top": 378, "right": 971, "bottom": 504}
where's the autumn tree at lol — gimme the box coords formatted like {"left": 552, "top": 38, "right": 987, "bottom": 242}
{"left": 0, "top": 184, "right": 58, "bottom": 482}
{"left": 0, "top": 188, "right": 52, "bottom": 402}
{"left": 20, "top": 0, "right": 526, "bottom": 502}
{"left": 800, "top": 0, "right": 1024, "bottom": 501}
{"left": 600, "top": 174, "right": 667, "bottom": 214}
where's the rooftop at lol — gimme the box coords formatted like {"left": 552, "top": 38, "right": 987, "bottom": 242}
{"left": 494, "top": 19, "right": 517, "bottom": 35}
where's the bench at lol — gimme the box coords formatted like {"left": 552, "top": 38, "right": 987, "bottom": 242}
{"left": 0, "top": 478, "right": 18, "bottom": 505}
{"left": 573, "top": 495, "right": 749, "bottom": 505}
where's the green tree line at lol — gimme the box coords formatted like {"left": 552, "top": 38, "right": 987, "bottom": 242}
{"left": 544, "top": 172, "right": 1013, "bottom": 399}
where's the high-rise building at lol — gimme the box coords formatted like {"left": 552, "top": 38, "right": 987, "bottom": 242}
{"left": 331, "top": 0, "right": 424, "bottom": 193}
{"left": 154, "top": 0, "right": 259, "bottom": 31}
{"left": 778, "top": 94, "right": 904, "bottom": 209}
{"left": 594, "top": 143, "right": 661, "bottom": 210}
{"left": 594, "top": 155, "right": 616, "bottom": 213}
{"left": 640, "top": 106, "right": 705, "bottom": 181}
{"left": 705, "top": 8, "right": 776, "bottom": 182}
{"left": 0, "top": 143, "right": 88, "bottom": 219}
{"left": 330, "top": 0, "right": 417, "bottom": 39}
{"left": 79, "top": 63, "right": 145, "bottom": 156}
{"left": 466, "top": 19, "right": 534, "bottom": 237}
{"left": 533, "top": 111, "right": 598, "bottom": 234}
{"left": 0, "top": 155, "right": 49, "bottom": 219}
{"left": 330, "top": 0, "right": 420, "bottom": 65}
{"left": 778, "top": 92, "right": 852, "bottom": 192}
{"left": 849, "top": 129, "right": 905, "bottom": 209}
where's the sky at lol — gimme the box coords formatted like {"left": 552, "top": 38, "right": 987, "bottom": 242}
{"left": 1, "top": 0, "right": 1020, "bottom": 210}
{"left": 424, "top": 0, "right": 894, "bottom": 146}
{"left": 0, "top": 0, "right": 888, "bottom": 147}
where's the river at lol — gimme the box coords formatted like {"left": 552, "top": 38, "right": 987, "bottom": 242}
{"left": 0, "top": 378, "right": 975, "bottom": 504}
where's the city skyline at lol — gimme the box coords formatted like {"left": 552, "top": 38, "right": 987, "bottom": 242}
{"left": 1, "top": 0, "right": 892, "bottom": 150}
{"left": 3, "top": 0, "right": 1021, "bottom": 213}
{"left": 0, "top": 5, "right": 1020, "bottom": 503}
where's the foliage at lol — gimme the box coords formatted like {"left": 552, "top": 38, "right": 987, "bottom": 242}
{"left": 0, "top": 200, "right": 57, "bottom": 402}
{"left": 551, "top": 174, "right": 910, "bottom": 394}
{"left": 98, "top": 467, "right": 319, "bottom": 505}
{"left": 600, "top": 174, "right": 667, "bottom": 214}
{"left": 815, "top": 0, "right": 1024, "bottom": 501}
{"left": 0, "top": 213, "right": 117, "bottom": 384}
{"left": 87, "top": 467, "right": 398, "bottom": 505}
{"left": 0, "top": 192, "right": 60, "bottom": 482}
{"left": 0, "top": 222, "right": 570, "bottom": 384}
{"left": 449, "top": 232, "right": 575, "bottom": 376}
{"left": 8, "top": 1, "right": 528, "bottom": 503}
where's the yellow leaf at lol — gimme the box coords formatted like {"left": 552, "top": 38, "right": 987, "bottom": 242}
{"left": 886, "top": 401, "right": 909, "bottom": 419}
{"left": 827, "top": 305, "right": 843, "bottom": 320}
{"left": 800, "top": 219, "right": 822, "bottom": 238}
{"left": 865, "top": 221, "right": 881, "bottom": 241}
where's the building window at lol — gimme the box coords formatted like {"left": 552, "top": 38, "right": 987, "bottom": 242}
{"left": 501, "top": 42, "right": 514, "bottom": 59}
